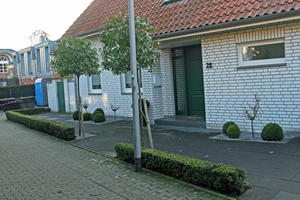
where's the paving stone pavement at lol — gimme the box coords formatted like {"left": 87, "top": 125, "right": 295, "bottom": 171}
{"left": 30, "top": 112, "right": 300, "bottom": 200}
{"left": 0, "top": 116, "right": 231, "bottom": 200}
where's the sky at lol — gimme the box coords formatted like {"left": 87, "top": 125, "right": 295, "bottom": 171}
{"left": 1, "top": 0, "right": 94, "bottom": 51}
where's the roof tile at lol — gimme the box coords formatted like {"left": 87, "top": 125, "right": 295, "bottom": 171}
{"left": 61, "top": 0, "right": 300, "bottom": 38}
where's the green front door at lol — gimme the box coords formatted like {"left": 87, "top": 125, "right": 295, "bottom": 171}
{"left": 173, "top": 45, "right": 205, "bottom": 116}
{"left": 185, "top": 45, "right": 205, "bottom": 116}
{"left": 57, "top": 82, "right": 65, "bottom": 112}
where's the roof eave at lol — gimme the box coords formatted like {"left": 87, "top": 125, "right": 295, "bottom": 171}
{"left": 62, "top": 27, "right": 104, "bottom": 39}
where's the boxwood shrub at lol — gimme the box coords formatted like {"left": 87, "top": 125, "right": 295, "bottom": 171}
{"left": 72, "top": 110, "right": 79, "bottom": 120}
{"left": 83, "top": 112, "right": 92, "bottom": 121}
{"left": 115, "top": 143, "right": 246, "bottom": 194}
{"left": 93, "top": 113, "right": 105, "bottom": 123}
{"left": 227, "top": 125, "right": 241, "bottom": 138}
{"left": 261, "top": 123, "right": 284, "bottom": 141}
{"left": 5, "top": 108, "right": 76, "bottom": 141}
{"left": 222, "top": 121, "right": 236, "bottom": 134}
{"left": 91, "top": 108, "right": 105, "bottom": 120}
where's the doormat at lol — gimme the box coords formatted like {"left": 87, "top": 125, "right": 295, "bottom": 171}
{"left": 183, "top": 117, "right": 201, "bottom": 119}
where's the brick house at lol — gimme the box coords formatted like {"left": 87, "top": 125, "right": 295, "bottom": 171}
{"left": 0, "top": 49, "right": 17, "bottom": 85}
{"left": 48, "top": 0, "right": 300, "bottom": 132}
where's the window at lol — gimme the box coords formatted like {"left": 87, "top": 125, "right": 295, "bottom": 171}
{"left": 36, "top": 49, "right": 41, "bottom": 73}
{"left": 20, "top": 54, "right": 25, "bottom": 75}
{"left": 45, "top": 46, "right": 50, "bottom": 71}
{"left": 0, "top": 56, "right": 9, "bottom": 73}
{"left": 89, "top": 74, "right": 101, "bottom": 94}
{"left": 122, "top": 71, "right": 142, "bottom": 93}
{"left": 163, "top": 0, "right": 183, "bottom": 5}
{"left": 122, "top": 71, "right": 132, "bottom": 93}
{"left": 27, "top": 52, "right": 32, "bottom": 74}
{"left": 238, "top": 39, "right": 285, "bottom": 68}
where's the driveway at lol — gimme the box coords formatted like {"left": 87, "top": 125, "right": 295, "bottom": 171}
{"left": 29, "top": 112, "right": 300, "bottom": 199}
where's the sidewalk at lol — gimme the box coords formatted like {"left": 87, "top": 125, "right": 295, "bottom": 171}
{"left": 0, "top": 113, "right": 229, "bottom": 200}
{"left": 33, "top": 112, "right": 300, "bottom": 200}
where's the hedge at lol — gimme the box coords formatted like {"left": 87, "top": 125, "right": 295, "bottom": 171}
{"left": 115, "top": 143, "right": 246, "bottom": 194}
{"left": 5, "top": 108, "right": 76, "bottom": 141}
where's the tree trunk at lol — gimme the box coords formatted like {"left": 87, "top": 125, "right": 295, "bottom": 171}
{"left": 77, "top": 75, "right": 81, "bottom": 137}
{"left": 251, "top": 120, "right": 254, "bottom": 138}
{"left": 137, "top": 69, "right": 145, "bottom": 147}
{"left": 143, "top": 98, "right": 153, "bottom": 149}
{"left": 80, "top": 98, "right": 85, "bottom": 137}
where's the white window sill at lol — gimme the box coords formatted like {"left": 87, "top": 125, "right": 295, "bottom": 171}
{"left": 89, "top": 90, "right": 102, "bottom": 95}
{"left": 238, "top": 63, "right": 286, "bottom": 69}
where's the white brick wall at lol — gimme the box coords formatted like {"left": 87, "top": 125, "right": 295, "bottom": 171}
{"left": 202, "top": 20, "right": 300, "bottom": 132}
{"left": 66, "top": 36, "right": 160, "bottom": 122}
{"left": 160, "top": 49, "right": 176, "bottom": 116}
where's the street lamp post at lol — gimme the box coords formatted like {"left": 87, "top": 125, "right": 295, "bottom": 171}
{"left": 128, "top": 0, "right": 142, "bottom": 172}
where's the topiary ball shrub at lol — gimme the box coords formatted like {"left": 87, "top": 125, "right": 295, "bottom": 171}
{"left": 223, "top": 121, "right": 236, "bottom": 135}
{"left": 93, "top": 113, "right": 106, "bottom": 123}
{"left": 261, "top": 123, "right": 284, "bottom": 141}
{"left": 227, "top": 125, "right": 241, "bottom": 138}
{"left": 72, "top": 111, "right": 79, "bottom": 120}
{"left": 91, "top": 108, "right": 105, "bottom": 120}
{"left": 83, "top": 112, "right": 92, "bottom": 121}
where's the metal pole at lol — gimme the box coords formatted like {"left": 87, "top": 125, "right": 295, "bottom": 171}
{"left": 129, "top": 0, "right": 142, "bottom": 172}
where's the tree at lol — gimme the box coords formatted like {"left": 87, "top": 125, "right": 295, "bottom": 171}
{"left": 244, "top": 93, "right": 260, "bottom": 138}
{"left": 50, "top": 37, "right": 100, "bottom": 137}
{"left": 99, "top": 12, "right": 160, "bottom": 147}
{"left": 100, "top": 12, "right": 160, "bottom": 75}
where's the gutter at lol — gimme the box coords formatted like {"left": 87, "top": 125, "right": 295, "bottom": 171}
{"left": 152, "top": 10, "right": 300, "bottom": 41}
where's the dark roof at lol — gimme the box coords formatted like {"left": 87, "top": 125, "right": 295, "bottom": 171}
{"left": 61, "top": 0, "right": 300, "bottom": 39}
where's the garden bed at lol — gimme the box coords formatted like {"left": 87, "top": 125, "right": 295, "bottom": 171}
{"left": 209, "top": 131, "right": 299, "bottom": 143}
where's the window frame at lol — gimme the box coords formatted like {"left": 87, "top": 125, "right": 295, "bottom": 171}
{"left": 238, "top": 39, "right": 286, "bottom": 68}
{"left": 121, "top": 71, "right": 143, "bottom": 94}
{"left": 122, "top": 71, "right": 132, "bottom": 93}
{"left": 0, "top": 56, "right": 9, "bottom": 73}
{"left": 89, "top": 74, "right": 102, "bottom": 94}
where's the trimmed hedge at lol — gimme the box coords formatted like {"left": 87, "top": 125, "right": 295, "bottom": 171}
{"left": 115, "top": 143, "right": 246, "bottom": 194}
{"left": 12, "top": 107, "right": 51, "bottom": 115}
{"left": 5, "top": 108, "right": 76, "bottom": 141}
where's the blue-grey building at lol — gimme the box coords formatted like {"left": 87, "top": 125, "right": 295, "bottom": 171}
{"left": 12, "top": 36, "right": 57, "bottom": 84}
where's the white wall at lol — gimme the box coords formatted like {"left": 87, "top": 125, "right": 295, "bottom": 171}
{"left": 75, "top": 36, "right": 160, "bottom": 121}
{"left": 47, "top": 79, "right": 59, "bottom": 112}
{"left": 201, "top": 20, "right": 300, "bottom": 132}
